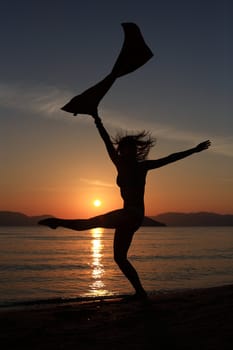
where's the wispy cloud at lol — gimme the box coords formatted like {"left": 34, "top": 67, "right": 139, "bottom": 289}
{"left": 1, "top": 82, "right": 232, "bottom": 158}
{"left": 211, "top": 136, "right": 233, "bottom": 158}
{"left": 80, "top": 178, "right": 114, "bottom": 188}
{"left": 0, "top": 81, "right": 72, "bottom": 117}
{"left": 104, "top": 108, "right": 233, "bottom": 158}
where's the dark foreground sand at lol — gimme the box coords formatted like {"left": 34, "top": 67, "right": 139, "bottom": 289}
{"left": 0, "top": 285, "right": 232, "bottom": 350}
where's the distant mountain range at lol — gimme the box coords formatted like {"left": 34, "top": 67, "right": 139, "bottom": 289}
{"left": 152, "top": 212, "right": 233, "bottom": 226}
{"left": 0, "top": 211, "right": 233, "bottom": 227}
{"left": 0, "top": 212, "right": 51, "bottom": 226}
{"left": 0, "top": 211, "right": 165, "bottom": 227}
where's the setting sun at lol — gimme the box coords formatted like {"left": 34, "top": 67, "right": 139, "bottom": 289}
{"left": 93, "top": 199, "right": 102, "bottom": 207}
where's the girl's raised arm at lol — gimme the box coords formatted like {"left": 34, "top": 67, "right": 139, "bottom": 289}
{"left": 92, "top": 112, "right": 118, "bottom": 165}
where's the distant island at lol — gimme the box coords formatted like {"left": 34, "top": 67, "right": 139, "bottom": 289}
{"left": 0, "top": 211, "right": 165, "bottom": 227}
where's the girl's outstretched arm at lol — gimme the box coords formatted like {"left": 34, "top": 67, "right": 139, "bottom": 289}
{"left": 145, "top": 140, "right": 211, "bottom": 170}
{"left": 92, "top": 112, "right": 118, "bottom": 165}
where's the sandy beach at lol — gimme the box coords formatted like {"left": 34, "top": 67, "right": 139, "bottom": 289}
{"left": 0, "top": 284, "right": 232, "bottom": 350}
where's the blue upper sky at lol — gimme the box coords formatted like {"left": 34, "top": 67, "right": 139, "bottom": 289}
{"left": 0, "top": 0, "right": 231, "bottom": 147}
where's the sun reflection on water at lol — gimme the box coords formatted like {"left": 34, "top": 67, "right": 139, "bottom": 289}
{"left": 88, "top": 228, "right": 110, "bottom": 296}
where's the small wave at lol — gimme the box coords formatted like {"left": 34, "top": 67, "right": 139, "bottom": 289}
{"left": 131, "top": 254, "right": 233, "bottom": 261}
{"left": 0, "top": 263, "right": 89, "bottom": 272}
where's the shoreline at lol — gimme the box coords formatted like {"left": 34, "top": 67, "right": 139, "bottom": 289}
{"left": 1, "top": 284, "right": 232, "bottom": 349}
{"left": 0, "top": 283, "right": 231, "bottom": 311}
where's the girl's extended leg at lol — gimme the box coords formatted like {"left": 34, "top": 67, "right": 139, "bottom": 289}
{"left": 39, "top": 217, "right": 103, "bottom": 230}
{"left": 113, "top": 228, "right": 147, "bottom": 298}
{"left": 38, "top": 209, "right": 126, "bottom": 230}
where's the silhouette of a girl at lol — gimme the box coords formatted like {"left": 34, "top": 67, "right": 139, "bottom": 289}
{"left": 39, "top": 113, "right": 211, "bottom": 299}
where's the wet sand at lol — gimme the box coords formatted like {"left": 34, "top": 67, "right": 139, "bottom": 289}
{"left": 0, "top": 285, "right": 232, "bottom": 349}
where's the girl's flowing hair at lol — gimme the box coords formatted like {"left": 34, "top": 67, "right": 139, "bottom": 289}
{"left": 113, "top": 130, "right": 156, "bottom": 161}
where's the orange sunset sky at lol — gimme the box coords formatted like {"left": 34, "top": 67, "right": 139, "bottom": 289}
{"left": 1, "top": 0, "right": 232, "bottom": 218}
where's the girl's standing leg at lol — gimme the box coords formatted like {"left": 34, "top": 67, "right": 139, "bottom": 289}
{"left": 113, "top": 227, "right": 147, "bottom": 298}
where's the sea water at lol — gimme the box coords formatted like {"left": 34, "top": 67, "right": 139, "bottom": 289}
{"left": 0, "top": 226, "right": 232, "bottom": 307}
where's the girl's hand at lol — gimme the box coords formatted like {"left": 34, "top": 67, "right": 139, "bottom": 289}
{"left": 92, "top": 111, "right": 101, "bottom": 122}
{"left": 195, "top": 140, "right": 211, "bottom": 152}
